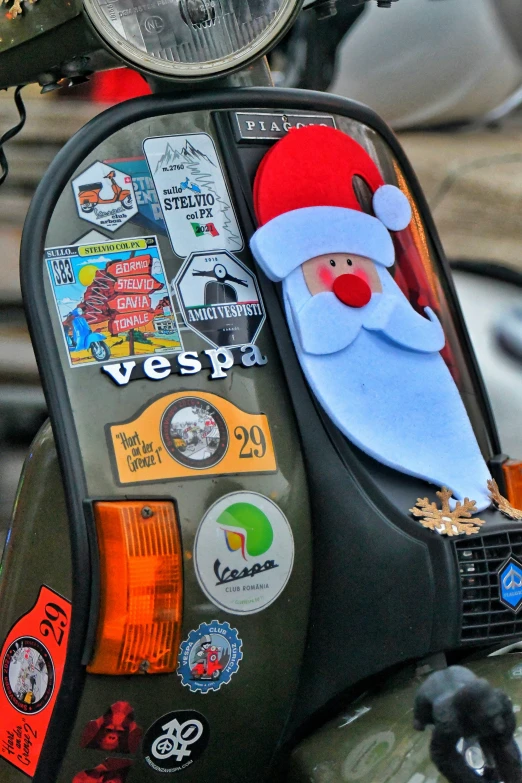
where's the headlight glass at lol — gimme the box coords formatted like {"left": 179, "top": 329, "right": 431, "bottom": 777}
{"left": 83, "top": 0, "right": 302, "bottom": 78}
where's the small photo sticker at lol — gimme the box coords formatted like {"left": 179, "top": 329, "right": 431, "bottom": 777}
{"left": 2, "top": 637, "right": 54, "bottom": 715}
{"left": 178, "top": 621, "right": 242, "bottom": 694}
{"left": 143, "top": 710, "right": 210, "bottom": 773}
{"left": 194, "top": 491, "right": 294, "bottom": 615}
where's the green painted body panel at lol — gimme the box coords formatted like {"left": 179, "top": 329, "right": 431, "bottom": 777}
{"left": 0, "top": 421, "right": 72, "bottom": 783}
{"left": 289, "top": 654, "right": 522, "bottom": 783}
{"left": 15, "top": 104, "right": 313, "bottom": 782}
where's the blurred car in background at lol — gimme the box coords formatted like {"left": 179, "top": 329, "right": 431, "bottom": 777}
{"left": 331, "top": 0, "right": 522, "bottom": 129}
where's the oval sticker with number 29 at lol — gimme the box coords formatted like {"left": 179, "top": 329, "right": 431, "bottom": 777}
{"left": 107, "top": 391, "right": 277, "bottom": 485}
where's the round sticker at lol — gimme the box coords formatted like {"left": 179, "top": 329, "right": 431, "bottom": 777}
{"left": 194, "top": 491, "right": 294, "bottom": 615}
{"left": 143, "top": 710, "right": 209, "bottom": 774}
{"left": 160, "top": 396, "right": 228, "bottom": 469}
{"left": 2, "top": 637, "right": 55, "bottom": 714}
{"left": 178, "top": 621, "right": 242, "bottom": 694}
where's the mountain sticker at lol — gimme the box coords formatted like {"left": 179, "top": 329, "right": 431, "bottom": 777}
{"left": 143, "top": 133, "right": 243, "bottom": 258}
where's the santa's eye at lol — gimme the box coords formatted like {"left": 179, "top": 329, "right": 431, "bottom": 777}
{"left": 329, "top": 259, "right": 336, "bottom": 267}
{"left": 346, "top": 258, "right": 353, "bottom": 266}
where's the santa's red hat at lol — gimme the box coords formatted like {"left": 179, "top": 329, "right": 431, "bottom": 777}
{"left": 251, "top": 125, "right": 412, "bottom": 281}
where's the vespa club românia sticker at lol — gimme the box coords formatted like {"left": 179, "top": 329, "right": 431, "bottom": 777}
{"left": 107, "top": 391, "right": 276, "bottom": 485}
{"left": 175, "top": 250, "right": 265, "bottom": 349}
{"left": 45, "top": 236, "right": 183, "bottom": 368}
{"left": 194, "top": 492, "right": 294, "bottom": 615}
{"left": 178, "top": 622, "right": 242, "bottom": 694}
{"left": 0, "top": 586, "right": 71, "bottom": 776}
{"left": 72, "top": 161, "right": 138, "bottom": 232}
{"left": 143, "top": 710, "right": 210, "bottom": 774}
{"left": 143, "top": 132, "right": 243, "bottom": 257}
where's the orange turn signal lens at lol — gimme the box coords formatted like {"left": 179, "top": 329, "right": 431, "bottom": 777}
{"left": 503, "top": 461, "right": 522, "bottom": 512}
{"left": 87, "top": 501, "right": 183, "bottom": 675}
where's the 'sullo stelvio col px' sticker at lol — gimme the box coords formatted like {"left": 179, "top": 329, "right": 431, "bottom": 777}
{"left": 194, "top": 491, "right": 294, "bottom": 615}
{"left": 178, "top": 621, "right": 242, "bottom": 693}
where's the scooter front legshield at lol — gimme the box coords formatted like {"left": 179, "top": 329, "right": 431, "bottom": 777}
{"left": 0, "top": 88, "right": 505, "bottom": 782}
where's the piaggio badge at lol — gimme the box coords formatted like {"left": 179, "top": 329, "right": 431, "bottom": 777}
{"left": 234, "top": 112, "right": 336, "bottom": 142}
{"left": 498, "top": 557, "right": 522, "bottom": 612}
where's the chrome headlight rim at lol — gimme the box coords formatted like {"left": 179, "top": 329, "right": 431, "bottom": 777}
{"left": 82, "top": 0, "right": 304, "bottom": 80}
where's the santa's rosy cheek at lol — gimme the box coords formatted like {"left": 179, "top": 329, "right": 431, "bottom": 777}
{"left": 353, "top": 268, "right": 370, "bottom": 287}
{"left": 318, "top": 266, "right": 335, "bottom": 288}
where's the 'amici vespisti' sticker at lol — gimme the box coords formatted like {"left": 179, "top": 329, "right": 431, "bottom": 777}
{"left": 194, "top": 492, "right": 294, "bottom": 615}
{"left": 178, "top": 622, "right": 242, "bottom": 694}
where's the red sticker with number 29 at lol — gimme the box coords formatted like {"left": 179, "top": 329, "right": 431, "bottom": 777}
{"left": 0, "top": 585, "right": 71, "bottom": 776}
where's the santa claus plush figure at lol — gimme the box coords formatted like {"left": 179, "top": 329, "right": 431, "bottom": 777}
{"left": 250, "top": 125, "right": 491, "bottom": 512}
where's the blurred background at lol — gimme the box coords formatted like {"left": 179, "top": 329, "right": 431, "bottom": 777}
{"left": 0, "top": 0, "right": 521, "bottom": 535}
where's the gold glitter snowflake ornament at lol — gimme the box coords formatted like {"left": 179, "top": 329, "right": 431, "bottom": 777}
{"left": 488, "top": 479, "right": 522, "bottom": 520}
{"left": 1, "top": 0, "right": 38, "bottom": 19}
{"left": 410, "top": 487, "right": 486, "bottom": 537}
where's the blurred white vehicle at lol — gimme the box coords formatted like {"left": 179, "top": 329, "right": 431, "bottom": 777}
{"left": 330, "top": 0, "right": 522, "bottom": 129}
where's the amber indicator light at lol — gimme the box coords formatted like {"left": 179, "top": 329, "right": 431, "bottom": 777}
{"left": 503, "top": 461, "right": 522, "bottom": 512}
{"left": 88, "top": 501, "right": 183, "bottom": 675}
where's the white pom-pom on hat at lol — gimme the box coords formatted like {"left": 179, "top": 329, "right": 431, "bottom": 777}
{"left": 372, "top": 184, "right": 412, "bottom": 232}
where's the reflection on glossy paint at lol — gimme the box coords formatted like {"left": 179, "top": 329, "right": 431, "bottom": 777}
{"left": 341, "top": 731, "right": 395, "bottom": 781}
{"left": 338, "top": 706, "right": 371, "bottom": 729}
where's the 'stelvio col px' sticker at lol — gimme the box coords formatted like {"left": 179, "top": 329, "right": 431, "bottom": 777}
{"left": 0, "top": 586, "right": 71, "bottom": 776}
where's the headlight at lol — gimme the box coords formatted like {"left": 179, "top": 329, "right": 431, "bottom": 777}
{"left": 83, "top": 0, "right": 303, "bottom": 79}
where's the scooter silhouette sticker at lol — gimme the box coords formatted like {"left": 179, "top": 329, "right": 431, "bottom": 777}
{"left": 72, "top": 161, "right": 138, "bottom": 232}
{"left": 178, "top": 621, "right": 242, "bottom": 694}
{"left": 194, "top": 492, "right": 294, "bottom": 615}
{"left": 175, "top": 250, "right": 265, "bottom": 349}
{"left": 0, "top": 586, "right": 71, "bottom": 776}
{"left": 45, "top": 236, "right": 183, "bottom": 368}
{"left": 143, "top": 132, "right": 243, "bottom": 257}
{"left": 107, "top": 391, "right": 276, "bottom": 484}
{"left": 143, "top": 710, "right": 209, "bottom": 773}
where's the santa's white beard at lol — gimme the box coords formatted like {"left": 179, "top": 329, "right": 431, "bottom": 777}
{"left": 284, "top": 266, "right": 492, "bottom": 511}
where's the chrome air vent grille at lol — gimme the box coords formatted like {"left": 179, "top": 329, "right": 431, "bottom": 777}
{"left": 456, "top": 531, "right": 522, "bottom": 642}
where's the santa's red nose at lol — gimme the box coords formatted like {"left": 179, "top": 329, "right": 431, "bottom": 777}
{"left": 332, "top": 274, "right": 372, "bottom": 308}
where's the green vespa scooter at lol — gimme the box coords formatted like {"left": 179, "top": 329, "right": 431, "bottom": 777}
{"left": 1, "top": 1, "right": 522, "bottom": 781}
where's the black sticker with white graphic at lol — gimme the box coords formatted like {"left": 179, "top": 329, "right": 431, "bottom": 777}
{"left": 143, "top": 710, "right": 209, "bottom": 773}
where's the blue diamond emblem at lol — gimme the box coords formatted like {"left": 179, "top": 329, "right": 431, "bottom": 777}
{"left": 499, "top": 557, "right": 522, "bottom": 611}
